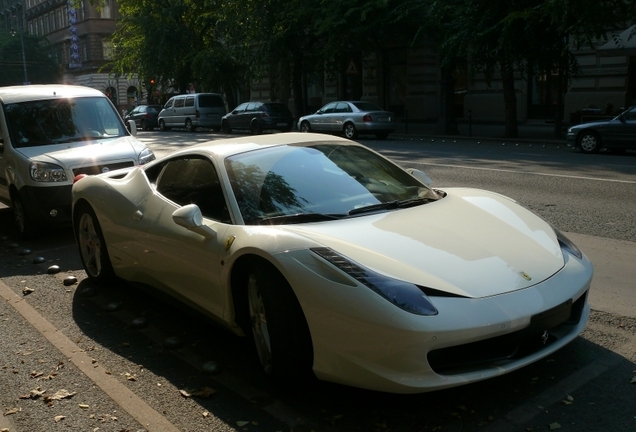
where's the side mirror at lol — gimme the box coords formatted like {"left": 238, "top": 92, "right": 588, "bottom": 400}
{"left": 406, "top": 168, "right": 433, "bottom": 187}
{"left": 172, "top": 204, "right": 216, "bottom": 239}
{"left": 127, "top": 119, "right": 137, "bottom": 136}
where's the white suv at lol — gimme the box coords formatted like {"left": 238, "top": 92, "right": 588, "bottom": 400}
{"left": 0, "top": 84, "right": 155, "bottom": 237}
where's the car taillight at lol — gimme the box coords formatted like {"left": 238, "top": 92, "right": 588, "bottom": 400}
{"left": 363, "top": 114, "right": 373, "bottom": 122}
{"left": 262, "top": 112, "right": 270, "bottom": 118}
{"left": 196, "top": 109, "right": 200, "bottom": 118}
{"left": 144, "top": 113, "right": 151, "bottom": 119}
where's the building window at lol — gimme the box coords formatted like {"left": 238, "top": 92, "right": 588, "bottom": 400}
{"left": 101, "top": 0, "right": 112, "bottom": 19}
{"left": 102, "top": 41, "right": 113, "bottom": 60}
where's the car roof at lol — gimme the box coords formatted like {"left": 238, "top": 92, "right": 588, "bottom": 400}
{"left": 168, "top": 132, "right": 354, "bottom": 159}
{"left": 0, "top": 84, "right": 105, "bottom": 104}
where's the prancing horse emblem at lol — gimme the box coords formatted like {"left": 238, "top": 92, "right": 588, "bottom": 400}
{"left": 541, "top": 330, "right": 549, "bottom": 345}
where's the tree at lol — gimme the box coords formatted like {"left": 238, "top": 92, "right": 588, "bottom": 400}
{"left": 0, "top": 32, "right": 59, "bottom": 86}
{"left": 400, "top": 0, "right": 636, "bottom": 138}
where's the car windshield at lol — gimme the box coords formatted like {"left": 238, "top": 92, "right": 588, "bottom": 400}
{"left": 351, "top": 101, "right": 383, "bottom": 111}
{"left": 4, "top": 96, "right": 127, "bottom": 148}
{"left": 225, "top": 143, "right": 440, "bottom": 225}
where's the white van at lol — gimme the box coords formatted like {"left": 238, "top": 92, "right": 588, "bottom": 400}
{"left": 0, "top": 84, "right": 156, "bottom": 237}
{"left": 158, "top": 93, "right": 226, "bottom": 132}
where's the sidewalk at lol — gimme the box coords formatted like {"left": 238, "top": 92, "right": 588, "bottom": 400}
{"left": 392, "top": 119, "right": 567, "bottom": 144}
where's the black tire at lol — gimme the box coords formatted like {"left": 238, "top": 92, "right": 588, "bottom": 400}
{"left": 222, "top": 120, "right": 232, "bottom": 134}
{"left": 140, "top": 119, "right": 147, "bottom": 131}
{"left": 11, "top": 191, "right": 37, "bottom": 238}
{"left": 375, "top": 132, "right": 389, "bottom": 139}
{"left": 299, "top": 121, "right": 311, "bottom": 133}
{"left": 247, "top": 263, "right": 313, "bottom": 381}
{"left": 250, "top": 121, "right": 262, "bottom": 135}
{"left": 74, "top": 203, "right": 115, "bottom": 284}
{"left": 185, "top": 118, "right": 194, "bottom": 132}
{"left": 159, "top": 119, "right": 169, "bottom": 131}
{"left": 344, "top": 122, "right": 358, "bottom": 139}
{"left": 578, "top": 130, "right": 602, "bottom": 154}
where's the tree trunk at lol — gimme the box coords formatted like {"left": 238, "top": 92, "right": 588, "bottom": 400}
{"left": 437, "top": 64, "right": 458, "bottom": 135}
{"left": 292, "top": 55, "right": 305, "bottom": 119}
{"left": 500, "top": 61, "right": 518, "bottom": 138}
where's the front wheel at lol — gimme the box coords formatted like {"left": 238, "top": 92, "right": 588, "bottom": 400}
{"left": 185, "top": 118, "right": 194, "bottom": 132}
{"left": 74, "top": 204, "right": 115, "bottom": 284}
{"left": 221, "top": 120, "right": 232, "bottom": 134}
{"left": 11, "top": 192, "right": 36, "bottom": 238}
{"left": 578, "top": 131, "right": 602, "bottom": 154}
{"left": 299, "top": 121, "right": 311, "bottom": 133}
{"left": 247, "top": 263, "right": 313, "bottom": 381}
{"left": 159, "top": 119, "right": 169, "bottom": 131}
{"left": 344, "top": 122, "right": 358, "bottom": 139}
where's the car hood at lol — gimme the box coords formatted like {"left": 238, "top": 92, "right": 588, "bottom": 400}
{"left": 570, "top": 119, "right": 616, "bottom": 130}
{"left": 283, "top": 188, "right": 564, "bottom": 298}
{"left": 16, "top": 136, "right": 145, "bottom": 166}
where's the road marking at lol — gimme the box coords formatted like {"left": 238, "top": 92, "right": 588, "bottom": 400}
{"left": 420, "top": 162, "right": 636, "bottom": 184}
{"left": 0, "top": 279, "right": 180, "bottom": 432}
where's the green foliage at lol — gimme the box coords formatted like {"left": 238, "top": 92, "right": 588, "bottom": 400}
{"left": 0, "top": 32, "right": 59, "bottom": 86}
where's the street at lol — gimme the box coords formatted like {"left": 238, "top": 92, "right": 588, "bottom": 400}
{"left": 1, "top": 130, "right": 635, "bottom": 432}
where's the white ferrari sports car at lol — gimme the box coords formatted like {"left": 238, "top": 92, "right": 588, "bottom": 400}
{"left": 71, "top": 133, "right": 593, "bottom": 394}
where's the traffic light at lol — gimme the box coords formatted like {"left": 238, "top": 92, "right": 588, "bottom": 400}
{"left": 149, "top": 78, "right": 156, "bottom": 86}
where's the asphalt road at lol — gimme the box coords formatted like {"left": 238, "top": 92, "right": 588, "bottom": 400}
{"left": 1, "top": 131, "right": 635, "bottom": 432}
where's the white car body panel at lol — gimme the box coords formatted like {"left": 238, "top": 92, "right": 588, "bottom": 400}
{"left": 71, "top": 133, "right": 593, "bottom": 393}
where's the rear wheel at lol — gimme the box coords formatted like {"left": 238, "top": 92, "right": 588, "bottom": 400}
{"left": 578, "top": 131, "right": 602, "bottom": 154}
{"left": 250, "top": 121, "right": 262, "bottom": 135}
{"left": 300, "top": 121, "right": 311, "bottom": 133}
{"left": 247, "top": 263, "right": 313, "bottom": 381}
{"left": 140, "top": 119, "right": 147, "bottom": 131}
{"left": 222, "top": 120, "right": 232, "bottom": 133}
{"left": 74, "top": 203, "right": 115, "bottom": 284}
{"left": 344, "top": 122, "right": 358, "bottom": 139}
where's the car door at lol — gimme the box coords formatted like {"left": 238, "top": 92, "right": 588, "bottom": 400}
{"left": 613, "top": 107, "right": 636, "bottom": 148}
{"left": 331, "top": 102, "right": 352, "bottom": 131}
{"left": 229, "top": 103, "right": 247, "bottom": 129}
{"left": 0, "top": 120, "right": 9, "bottom": 204}
{"left": 134, "top": 155, "right": 232, "bottom": 318}
{"left": 312, "top": 102, "right": 337, "bottom": 131}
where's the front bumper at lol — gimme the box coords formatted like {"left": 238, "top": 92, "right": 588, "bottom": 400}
{"left": 276, "top": 248, "right": 593, "bottom": 393}
{"left": 19, "top": 184, "right": 73, "bottom": 226}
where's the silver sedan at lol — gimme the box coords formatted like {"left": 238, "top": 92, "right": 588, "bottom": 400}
{"left": 298, "top": 101, "right": 396, "bottom": 139}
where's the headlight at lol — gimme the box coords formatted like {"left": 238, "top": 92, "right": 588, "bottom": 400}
{"left": 311, "top": 247, "right": 438, "bottom": 316}
{"left": 138, "top": 148, "right": 156, "bottom": 165}
{"left": 555, "top": 228, "right": 583, "bottom": 260}
{"left": 30, "top": 162, "right": 68, "bottom": 182}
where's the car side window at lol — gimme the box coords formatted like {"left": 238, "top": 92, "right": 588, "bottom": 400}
{"left": 246, "top": 102, "right": 258, "bottom": 112}
{"left": 155, "top": 156, "right": 231, "bottom": 223}
{"left": 321, "top": 102, "right": 337, "bottom": 114}
{"left": 335, "top": 103, "right": 350, "bottom": 113}
{"left": 164, "top": 99, "right": 174, "bottom": 109}
{"left": 185, "top": 96, "right": 195, "bottom": 107}
{"left": 174, "top": 98, "right": 185, "bottom": 108}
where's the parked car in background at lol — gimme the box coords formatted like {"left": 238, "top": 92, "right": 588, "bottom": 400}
{"left": 0, "top": 84, "right": 155, "bottom": 237}
{"left": 124, "top": 104, "right": 161, "bottom": 131}
{"left": 567, "top": 106, "right": 636, "bottom": 153}
{"left": 298, "top": 101, "right": 396, "bottom": 139}
{"left": 158, "top": 93, "right": 226, "bottom": 132}
{"left": 72, "top": 132, "right": 592, "bottom": 394}
{"left": 221, "top": 101, "right": 294, "bottom": 134}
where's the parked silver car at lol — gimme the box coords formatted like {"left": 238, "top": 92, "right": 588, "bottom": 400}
{"left": 298, "top": 101, "right": 395, "bottom": 139}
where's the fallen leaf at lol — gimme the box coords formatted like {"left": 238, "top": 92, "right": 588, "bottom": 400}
{"left": 3, "top": 407, "right": 20, "bottom": 416}
{"left": 124, "top": 373, "right": 137, "bottom": 381}
{"left": 44, "top": 389, "right": 76, "bottom": 402}
{"left": 237, "top": 421, "right": 250, "bottom": 427}
{"left": 179, "top": 389, "right": 192, "bottom": 398}
{"left": 30, "top": 371, "right": 43, "bottom": 378}
{"left": 54, "top": 415, "right": 65, "bottom": 422}
{"left": 22, "top": 287, "right": 34, "bottom": 295}
{"left": 202, "top": 411, "right": 210, "bottom": 418}
{"left": 79, "top": 404, "right": 89, "bottom": 409}
{"left": 549, "top": 422, "right": 561, "bottom": 430}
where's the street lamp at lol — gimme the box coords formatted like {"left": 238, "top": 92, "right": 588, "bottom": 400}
{"left": 10, "top": 23, "right": 29, "bottom": 85}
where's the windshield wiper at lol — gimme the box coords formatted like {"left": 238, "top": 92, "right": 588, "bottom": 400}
{"left": 348, "top": 201, "right": 399, "bottom": 216}
{"left": 396, "top": 196, "right": 438, "bottom": 208}
{"left": 257, "top": 212, "right": 346, "bottom": 225}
